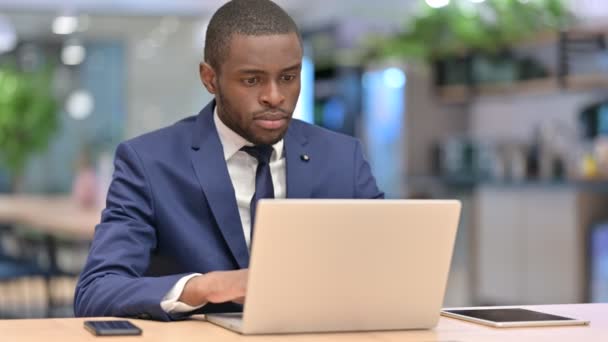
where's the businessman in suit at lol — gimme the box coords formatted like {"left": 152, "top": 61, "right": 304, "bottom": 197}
{"left": 74, "top": 0, "right": 383, "bottom": 321}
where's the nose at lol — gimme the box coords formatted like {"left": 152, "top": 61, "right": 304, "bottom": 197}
{"left": 259, "top": 81, "right": 285, "bottom": 108}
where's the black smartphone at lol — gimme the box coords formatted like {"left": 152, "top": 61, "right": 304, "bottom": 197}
{"left": 84, "top": 320, "right": 143, "bottom": 336}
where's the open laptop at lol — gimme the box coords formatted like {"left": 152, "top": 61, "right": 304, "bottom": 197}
{"left": 206, "top": 199, "right": 461, "bottom": 334}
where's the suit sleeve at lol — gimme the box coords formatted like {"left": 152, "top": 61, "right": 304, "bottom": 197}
{"left": 353, "top": 140, "right": 385, "bottom": 199}
{"left": 74, "top": 142, "right": 189, "bottom": 321}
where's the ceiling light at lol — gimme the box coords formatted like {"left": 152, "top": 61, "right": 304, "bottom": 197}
{"left": 61, "top": 41, "right": 86, "bottom": 66}
{"left": 0, "top": 15, "right": 17, "bottom": 54}
{"left": 53, "top": 15, "right": 78, "bottom": 35}
{"left": 425, "top": 0, "right": 450, "bottom": 8}
{"left": 66, "top": 90, "right": 94, "bottom": 120}
{"left": 383, "top": 68, "right": 407, "bottom": 89}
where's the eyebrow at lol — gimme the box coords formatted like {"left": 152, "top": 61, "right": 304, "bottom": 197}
{"left": 237, "top": 63, "right": 302, "bottom": 75}
{"left": 282, "top": 63, "right": 302, "bottom": 72}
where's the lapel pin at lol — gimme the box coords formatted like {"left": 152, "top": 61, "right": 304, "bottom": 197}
{"left": 300, "top": 154, "right": 310, "bottom": 162}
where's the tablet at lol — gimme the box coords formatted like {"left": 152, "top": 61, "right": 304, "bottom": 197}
{"left": 441, "top": 308, "right": 590, "bottom": 328}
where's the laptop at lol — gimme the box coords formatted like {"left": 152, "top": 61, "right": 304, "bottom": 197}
{"left": 206, "top": 199, "right": 461, "bottom": 334}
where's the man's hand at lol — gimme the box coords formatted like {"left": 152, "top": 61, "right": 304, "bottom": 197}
{"left": 179, "top": 269, "right": 248, "bottom": 306}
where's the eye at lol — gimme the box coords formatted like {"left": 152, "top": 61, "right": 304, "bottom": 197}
{"left": 281, "top": 74, "right": 297, "bottom": 82}
{"left": 242, "top": 77, "right": 259, "bottom": 86}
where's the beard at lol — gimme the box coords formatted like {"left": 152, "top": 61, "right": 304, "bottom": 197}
{"left": 215, "top": 87, "right": 291, "bottom": 146}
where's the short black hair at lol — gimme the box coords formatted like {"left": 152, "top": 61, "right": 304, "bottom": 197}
{"left": 204, "top": 0, "right": 301, "bottom": 70}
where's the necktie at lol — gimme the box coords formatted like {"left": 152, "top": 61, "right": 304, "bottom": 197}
{"left": 240, "top": 145, "right": 275, "bottom": 237}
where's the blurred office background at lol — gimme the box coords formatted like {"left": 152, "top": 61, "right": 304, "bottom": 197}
{"left": 1, "top": 0, "right": 608, "bottom": 318}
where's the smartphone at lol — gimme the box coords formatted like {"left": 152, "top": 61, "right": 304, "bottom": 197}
{"left": 84, "top": 320, "right": 143, "bottom": 336}
{"left": 441, "top": 308, "right": 590, "bottom": 328}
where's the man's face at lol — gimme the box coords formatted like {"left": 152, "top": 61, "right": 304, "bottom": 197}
{"left": 200, "top": 33, "right": 303, "bottom": 145}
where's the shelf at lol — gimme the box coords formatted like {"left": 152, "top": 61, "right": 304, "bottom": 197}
{"left": 435, "top": 24, "right": 608, "bottom": 104}
{"left": 534, "top": 25, "right": 608, "bottom": 44}
{"left": 438, "top": 74, "right": 608, "bottom": 104}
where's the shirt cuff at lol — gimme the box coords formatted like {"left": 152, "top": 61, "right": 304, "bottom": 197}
{"left": 160, "top": 273, "right": 207, "bottom": 313}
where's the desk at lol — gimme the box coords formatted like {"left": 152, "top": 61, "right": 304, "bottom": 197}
{"left": 0, "top": 195, "right": 100, "bottom": 241}
{"left": 2, "top": 304, "right": 607, "bottom": 341}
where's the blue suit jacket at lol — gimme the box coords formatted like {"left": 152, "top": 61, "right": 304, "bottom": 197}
{"left": 74, "top": 100, "right": 384, "bottom": 321}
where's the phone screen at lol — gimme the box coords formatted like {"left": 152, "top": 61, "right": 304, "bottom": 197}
{"left": 84, "top": 320, "right": 142, "bottom": 336}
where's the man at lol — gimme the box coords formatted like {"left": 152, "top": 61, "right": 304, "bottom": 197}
{"left": 74, "top": 0, "right": 383, "bottom": 321}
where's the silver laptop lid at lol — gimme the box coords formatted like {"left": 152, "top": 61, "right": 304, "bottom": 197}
{"left": 241, "top": 199, "right": 461, "bottom": 334}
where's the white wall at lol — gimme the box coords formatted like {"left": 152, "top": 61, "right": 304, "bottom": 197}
{"left": 81, "top": 16, "right": 213, "bottom": 138}
{"left": 7, "top": 12, "right": 214, "bottom": 138}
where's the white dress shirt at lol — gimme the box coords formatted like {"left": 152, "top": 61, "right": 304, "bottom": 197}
{"left": 160, "top": 108, "right": 286, "bottom": 313}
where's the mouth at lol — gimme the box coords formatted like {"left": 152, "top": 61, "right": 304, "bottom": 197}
{"left": 254, "top": 112, "right": 289, "bottom": 130}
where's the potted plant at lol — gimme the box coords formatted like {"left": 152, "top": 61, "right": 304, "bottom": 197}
{"left": 368, "top": 0, "right": 570, "bottom": 86}
{"left": 0, "top": 65, "right": 59, "bottom": 192}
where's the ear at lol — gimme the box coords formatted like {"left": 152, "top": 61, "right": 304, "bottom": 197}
{"left": 199, "top": 62, "right": 218, "bottom": 94}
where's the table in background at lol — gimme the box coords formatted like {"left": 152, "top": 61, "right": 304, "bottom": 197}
{"left": 0, "top": 195, "right": 100, "bottom": 316}
{"left": 0, "top": 195, "right": 100, "bottom": 240}
{"left": 2, "top": 304, "right": 607, "bottom": 342}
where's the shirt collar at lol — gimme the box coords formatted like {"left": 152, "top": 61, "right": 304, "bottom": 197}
{"left": 213, "top": 106, "right": 284, "bottom": 162}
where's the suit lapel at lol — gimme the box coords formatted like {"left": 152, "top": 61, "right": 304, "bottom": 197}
{"left": 285, "top": 122, "right": 312, "bottom": 199}
{"left": 190, "top": 101, "right": 249, "bottom": 268}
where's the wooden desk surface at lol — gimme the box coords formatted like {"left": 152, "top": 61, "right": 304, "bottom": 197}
{"left": 2, "top": 304, "right": 607, "bottom": 342}
{"left": 0, "top": 195, "right": 100, "bottom": 240}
